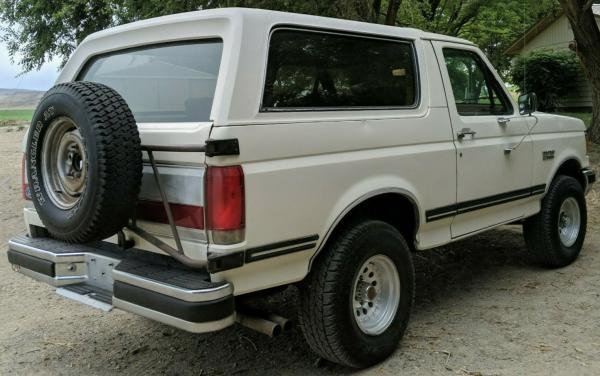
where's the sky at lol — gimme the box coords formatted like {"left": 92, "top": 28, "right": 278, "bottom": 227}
{"left": 0, "top": 26, "right": 60, "bottom": 91}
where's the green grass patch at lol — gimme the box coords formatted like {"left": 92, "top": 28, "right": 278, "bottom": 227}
{"left": 0, "top": 108, "right": 34, "bottom": 122}
{"left": 557, "top": 112, "right": 592, "bottom": 128}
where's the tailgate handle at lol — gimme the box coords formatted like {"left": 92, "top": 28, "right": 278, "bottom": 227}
{"left": 140, "top": 138, "right": 240, "bottom": 157}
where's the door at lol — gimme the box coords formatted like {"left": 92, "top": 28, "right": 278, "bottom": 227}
{"left": 433, "top": 43, "right": 534, "bottom": 237}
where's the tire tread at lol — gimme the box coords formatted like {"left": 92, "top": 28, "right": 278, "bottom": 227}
{"left": 298, "top": 220, "right": 414, "bottom": 368}
{"left": 35, "top": 81, "right": 142, "bottom": 242}
{"left": 523, "top": 175, "right": 586, "bottom": 267}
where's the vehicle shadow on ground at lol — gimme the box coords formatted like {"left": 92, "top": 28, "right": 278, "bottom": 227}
{"left": 83, "top": 226, "right": 539, "bottom": 375}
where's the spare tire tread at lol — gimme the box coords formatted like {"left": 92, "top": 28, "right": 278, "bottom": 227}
{"left": 30, "top": 81, "right": 142, "bottom": 242}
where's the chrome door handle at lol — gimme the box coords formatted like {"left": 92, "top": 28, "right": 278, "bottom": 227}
{"left": 457, "top": 128, "right": 476, "bottom": 140}
{"left": 497, "top": 117, "right": 511, "bottom": 127}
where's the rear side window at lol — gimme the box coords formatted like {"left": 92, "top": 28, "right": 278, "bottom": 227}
{"left": 78, "top": 40, "right": 223, "bottom": 123}
{"left": 262, "top": 29, "right": 418, "bottom": 110}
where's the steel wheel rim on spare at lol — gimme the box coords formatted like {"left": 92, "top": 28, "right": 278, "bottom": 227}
{"left": 41, "top": 116, "right": 88, "bottom": 209}
{"left": 558, "top": 197, "right": 581, "bottom": 247}
{"left": 351, "top": 254, "right": 401, "bottom": 335}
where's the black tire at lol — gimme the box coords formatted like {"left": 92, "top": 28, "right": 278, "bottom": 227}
{"left": 26, "top": 81, "right": 142, "bottom": 242}
{"left": 298, "top": 220, "right": 414, "bottom": 368}
{"left": 523, "top": 175, "right": 587, "bottom": 268}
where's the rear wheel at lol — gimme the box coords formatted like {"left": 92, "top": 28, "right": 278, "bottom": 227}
{"left": 298, "top": 220, "right": 414, "bottom": 368}
{"left": 523, "top": 175, "right": 587, "bottom": 267}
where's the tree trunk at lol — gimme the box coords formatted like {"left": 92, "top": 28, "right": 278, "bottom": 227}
{"left": 371, "top": 0, "right": 382, "bottom": 23}
{"left": 559, "top": 0, "right": 600, "bottom": 143}
{"left": 385, "top": 0, "right": 402, "bottom": 25}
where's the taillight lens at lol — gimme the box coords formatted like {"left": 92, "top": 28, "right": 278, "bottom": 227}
{"left": 22, "top": 154, "right": 31, "bottom": 200}
{"left": 136, "top": 200, "right": 204, "bottom": 229}
{"left": 205, "top": 165, "right": 245, "bottom": 244}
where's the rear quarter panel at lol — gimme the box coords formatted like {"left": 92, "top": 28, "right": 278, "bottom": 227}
{"left": 208, "top": 39, "right": 457, "bottom": 294}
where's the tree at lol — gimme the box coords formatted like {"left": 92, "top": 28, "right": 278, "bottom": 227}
{"left": 385, "top": 0, "right": 403, "bottom": 25}
{"left": 559, "top": 0, "right": 600, "bottom": 143}
{"left": 0, "top": 0, "right": 115, "bottom": 71}
{"left": 460, "top": 0, "right": 558, "bottom": 76}
{"left": 0, "top": 0, "right": 406, "bottom": 70}
{"left": 393, "top": 0, "right": 558, "bottom": 76}
{"left": 510, "top": 49, "right": 582, "bottom": 112}
{"left": 0, "top": 0, "right": 557, "bottom": 81}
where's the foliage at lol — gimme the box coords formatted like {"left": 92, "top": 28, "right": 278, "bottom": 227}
{"left": 557, "top": 112, "right": 592, "bottom": 128}
{"left": 559, "top": 0, "right": 600, "bottom": 144}
{"left": 0, "top": 0, "right": 115, "bottom": 72}
{"left": 0, "top": 0, "right": 558, "bottom": 75}
{"left": 459, "top": 0, "right": 559, "bottom": 76}
{"left": 510, "top": 48, "right": 582, "bottom": 112}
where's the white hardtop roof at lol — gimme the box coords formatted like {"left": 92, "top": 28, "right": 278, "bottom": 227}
{"left": 84, "top": 7, "right": 474, "bottom": 46}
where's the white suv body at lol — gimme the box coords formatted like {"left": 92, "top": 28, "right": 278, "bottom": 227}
{"left": 12, "top": 8, "right": 595, "bottom": 368}
{"left": 35, "top": 7, "right": 590, "bottom": 293}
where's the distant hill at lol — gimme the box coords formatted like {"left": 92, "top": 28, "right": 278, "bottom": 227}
{"left": 0, "top": 88, "right": 45, "bottom": 109}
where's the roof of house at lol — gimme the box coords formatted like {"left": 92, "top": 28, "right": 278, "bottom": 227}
{"left": 505, "top": 6, "right": 600, "bottom": 55}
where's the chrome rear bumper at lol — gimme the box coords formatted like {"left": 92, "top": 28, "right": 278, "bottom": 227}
{"left": 7, "top": 235, "right": 235, "bottom": 333}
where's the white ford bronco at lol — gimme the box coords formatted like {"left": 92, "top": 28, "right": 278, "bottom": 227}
{"left": 7, "top": 8, "right": 596, "bottom": 368}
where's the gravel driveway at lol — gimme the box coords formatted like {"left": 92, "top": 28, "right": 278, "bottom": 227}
{"left": 1, "top": 128, "right": 599, "bottom": 375}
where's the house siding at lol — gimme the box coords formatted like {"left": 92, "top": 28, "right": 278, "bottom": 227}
{"left": 520, "top": 16, "right": 574, "bottom": 54}
{"left": 516, "top": 15, "right": 599, "bottom": 109}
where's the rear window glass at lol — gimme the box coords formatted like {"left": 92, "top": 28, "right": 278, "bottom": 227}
{"left": 78, "top": 40, "right": 223, "bottom": 123}
{"left": 262, "top": 29, "right": 417, "bottom": 110}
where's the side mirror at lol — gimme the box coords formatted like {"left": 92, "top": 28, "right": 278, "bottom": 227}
{"left": 518, "top": 92, "right": 537, "bottom": 115}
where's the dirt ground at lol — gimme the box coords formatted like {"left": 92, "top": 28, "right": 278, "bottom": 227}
{"left": 1, "top": 127, "right": 599, "bottom": 376}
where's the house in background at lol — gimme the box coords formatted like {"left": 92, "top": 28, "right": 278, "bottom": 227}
{"left": 505, "top": 4, "right": 600, "bottom": 110}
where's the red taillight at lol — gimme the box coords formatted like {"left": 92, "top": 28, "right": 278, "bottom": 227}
{"left": 205, "top": 165, "right": 245, "bottom": 244}
{"left": 22, "top": 154, "right": 31, "bottom": 200}
{"left": 136, "top": 200, "right": 204, "bottom": 229}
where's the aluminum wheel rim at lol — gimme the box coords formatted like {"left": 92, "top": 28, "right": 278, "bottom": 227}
{"left": 41, "top": 116, "right": 87, "bottom": 209}
{"left": 558, "top": 197, "right": 580, "bottom": 247}
{"left": 351, "top": 254, "right": 401, "bottom": 335}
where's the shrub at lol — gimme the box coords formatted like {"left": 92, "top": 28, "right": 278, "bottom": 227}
{"left": 510, "top": 49, "right": 582, "bottom": 112}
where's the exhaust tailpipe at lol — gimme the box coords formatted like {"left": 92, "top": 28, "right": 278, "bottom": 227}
{"left": 267, "top": 313, "right": 293, "bottom": 331}
{"left": 236, "top": 311, "right": 282, "bottom": 337}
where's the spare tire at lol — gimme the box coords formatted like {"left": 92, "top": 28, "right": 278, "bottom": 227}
{"left": 26, "top": 81, "right": 142, "bottom": 242}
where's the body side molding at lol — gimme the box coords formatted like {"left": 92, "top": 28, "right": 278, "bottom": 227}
{"left": 425, "top": 184, "right": 547, "bottom": 222}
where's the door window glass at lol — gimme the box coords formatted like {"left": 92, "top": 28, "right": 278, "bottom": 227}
{"left": 443, "top": 48, "right": 512, "bottom": 116}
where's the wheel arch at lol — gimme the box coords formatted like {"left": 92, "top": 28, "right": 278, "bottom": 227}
{"left": 550, "top": 157, "right": 586, "bottom": 190}
{"left": 309, "top": 188, "right": 421, "bottom": 270}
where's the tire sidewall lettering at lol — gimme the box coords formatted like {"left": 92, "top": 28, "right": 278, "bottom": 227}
{"left": 25, "top": 82, "right": 141, "bottom": 241}
{"left": 27, "top": 98, "right": 93, "bottom": 232}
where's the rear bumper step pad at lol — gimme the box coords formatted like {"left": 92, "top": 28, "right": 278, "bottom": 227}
{"left": 7, "top": 235, "right": 235, "bottom": 333}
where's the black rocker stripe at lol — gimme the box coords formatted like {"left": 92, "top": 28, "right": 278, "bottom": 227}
{"left": 245, "top": 235, "right": 319, "bottom": 263}
{"left": 531, "top": 184, "right": 547, "bottom": 195}
{"left": 425, "top": 184, "right": 547, "bottom": 222}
